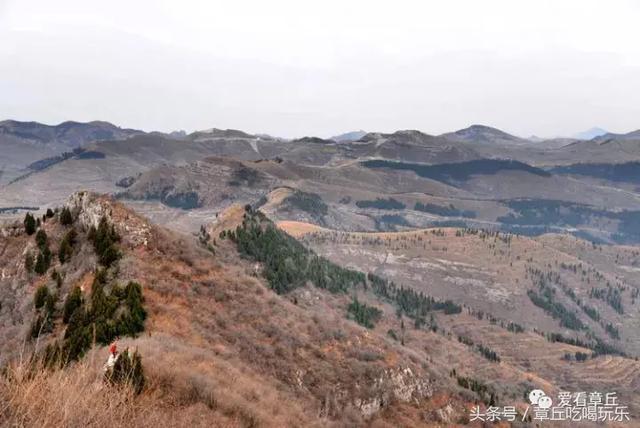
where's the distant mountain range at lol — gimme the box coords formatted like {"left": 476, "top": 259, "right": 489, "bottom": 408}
{"left": 0, "top": 119, "right": 142, "bottom": 148}
{"left": 594, "top": 129, "right": 640, "bottom": 142}
{"left": 572, "top": 127, "right": 608, "bottom": 140}
{"left": 5, "top": 117, "right": 640, "bottom": 426}
{"left": 3, "top": 118, "right": 640, "bottom": 189}
{"left": 440, "top": 124, "right": 529, "bottom": 146}
{"left": 330, "top": 130, "right": 367, "bottom": 143}
{"left": 0, "top": 120, "right": 143, "bottom": 184}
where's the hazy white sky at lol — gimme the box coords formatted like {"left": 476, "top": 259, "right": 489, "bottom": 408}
{"left": 1, "top": 0, "right": 639, "bottom": 138}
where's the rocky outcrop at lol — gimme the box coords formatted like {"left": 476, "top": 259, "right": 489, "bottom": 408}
{"left": 353, "top": 367, "right": 433, "bottom": 418}
{"left": 0, "top": 222, "right": 23, "bottom": 238}
{"left": 67, "top": 191, "right": 112, "bottom": 230}
{"left": 65, "top": 191, "right": 151, "bottom": 247}
{"left": 315, "top": 366, "right": 433, "bottom": 419}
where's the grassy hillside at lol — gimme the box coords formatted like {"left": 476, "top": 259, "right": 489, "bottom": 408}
{"left": 0, "top": 194, "right": 491, "bottom": 426}
{"left": 4, "top": 192, "right": 640, "bottom": 425}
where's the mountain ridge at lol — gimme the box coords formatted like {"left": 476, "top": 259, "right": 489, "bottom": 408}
{"left": 440, "top": 124, "right": 529, "bottom": 146}
{"left": 572, "top": 127, "right": 608, "bottom": 140}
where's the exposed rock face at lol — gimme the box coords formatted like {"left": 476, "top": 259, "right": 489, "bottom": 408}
{"left": 354, "top": 367, "right": 433, "bottom": 417}
{"left": 65, "top": 191, "right": 151, "bottom": 247}
{"left": 0, "top": 222, "right": 23, "bottom": 238}
{"left": 67, "top": 191, "right": 112, "bottom": 230}
{"left": 312, "top": 365, "right": 433, "bottom": 419}
{"left": 433, "top": 403, "right": 456, "bottom": 423}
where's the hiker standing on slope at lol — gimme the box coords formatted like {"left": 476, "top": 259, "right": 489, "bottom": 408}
{"left": 104, "top": 341, "right": 119, "bottom": 373}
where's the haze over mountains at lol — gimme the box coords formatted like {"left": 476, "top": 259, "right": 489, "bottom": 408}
{"left": 330, "top": 130, "right": 368, "bottom": 143}
{"left": 572, "top": 127, "right": 609, "bottom": 140}
{"left": 0, "top": 120, "right": 143, "bottom": 184}
{"left": 3, "top": 118, "right": 640, "bottom": 425}
{"left": 3, "top": 119, "right": 640, "bottom": 241}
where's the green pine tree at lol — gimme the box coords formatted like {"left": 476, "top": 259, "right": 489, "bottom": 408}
{"left": 60, "top": 207, "right": 73, "bottom": 226}
{"left": 24, "top": 251, "right": 34, "bottom": 273}
{"left": 24, "top": 213, "right": 36, "bottom": 235}
{"left": 34, "top": 251, "right": 47, "bottom": 275}
{"left": 105, "top": 349, "right": 146, "bottom": 394}
{"left": 35, "top": 229, "right": 48, "bottom": 249}
{"left": 58, "top": 228, "right": 77, "bottom": 264}
{"left": 34, "top": 285, "right": 49, "bottom": 309}
{"left": 62, "top": 287, "right": 82, "bottom": 324}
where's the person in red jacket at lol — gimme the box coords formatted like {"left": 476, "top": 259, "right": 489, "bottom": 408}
{"left": 104, "top": 340, "right": 119, "bottom": 374}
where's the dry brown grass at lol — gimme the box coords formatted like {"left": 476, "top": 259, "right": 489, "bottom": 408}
{"left": 257, "top": 187, "right": 294, "bottom": 214}
{"left": 0, "top": 356, "right": 155, "bottom": 428}
{"left": 0, "top": 339, "right": 316, "bottom": 428}
{"left": 277, "top": 220, "right": 443, "bottom": 239}
{"left": 205, "top": 204, "right": 247, "bottom": 239}
{"left": 276, "top": 220, "right": 329, "bottom": 237}
{"left": 293, "top": 224, "right": 640, "bottom": 419}
{"left": 0, "top": 195, "right": 493, "bottom": 426}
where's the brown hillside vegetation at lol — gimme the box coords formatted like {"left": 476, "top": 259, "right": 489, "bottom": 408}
{"left": 3, "top": 194, "right": 640, "bottom": 426}
{"left": 276, "top": 220, "right": 328, "bottom": 237}
{"left": 280, "top": 221, "right": 640, "bottom": 420}
{"left": 2, "top": 193, "right": 502, "bottom": 427}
